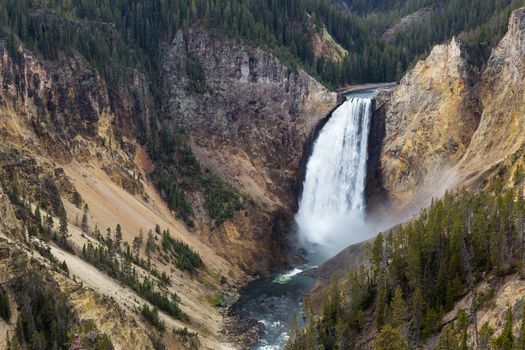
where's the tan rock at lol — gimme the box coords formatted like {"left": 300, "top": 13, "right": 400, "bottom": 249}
{"left": 457, "top": 8, "right": 525, "bottom": 179}
{"left": 378, "top": 37, "right": 480, "bottom": 210}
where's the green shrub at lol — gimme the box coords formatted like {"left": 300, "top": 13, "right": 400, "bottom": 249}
{"left": 161, "top": 230, "right": 203, "bottom": 272}
{"left": 202, "top": 174, "right": 242, "bottom": 224}
{"left": 140, "top": 304, "right": 166, "bottom": 332}
{"left": 74, "top": 320, "right": 114, "bottom": 350}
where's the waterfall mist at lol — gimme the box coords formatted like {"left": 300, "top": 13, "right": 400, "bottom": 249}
{"left": 295, "top": 93, "right": 378, "bottom": 260}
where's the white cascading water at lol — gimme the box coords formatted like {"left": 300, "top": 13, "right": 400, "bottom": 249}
{"left": 296, "top": 95, "right": 373, "bottom": 255}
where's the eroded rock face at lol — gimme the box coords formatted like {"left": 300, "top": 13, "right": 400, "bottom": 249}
{"left": 0, "top": 38, "right": 243, "bottom": 346}
{"left": 162, "top": 27, "right": 337, "bottom": 209}
{"left": 0, "top": 45, "right": 147, "bottom": 198}
{"left": 377, "top": 37, "right": 481, "bottom": 210}
{"left": 0, "top": 49, "right": 148, "bottom": 156}
{"left": 458, "top": 8, "right": 525, "bottom": 178}
{"left": 161, "top": 27, "right": 336, "bottom": 269}
{"left": 373, "top": 7, "right": 525, "bottom": 215}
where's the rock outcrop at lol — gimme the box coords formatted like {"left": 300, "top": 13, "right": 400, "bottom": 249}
{"left": 161, "top": 26, "right": 337, "bottom": 269}
{"left": 0, "top": 44, "right": 148, "bottom": 198}
{"left": 163, "top": 27, "right": 336, "bottom": 208}
{"left": 375, "top": 37, "right": 481, "bottom": 211}
{"left": 457, "top": 8, "right": 525, "bottom": 179}
{"left": 374, "top": 8, "right": 525, "bottom": 212}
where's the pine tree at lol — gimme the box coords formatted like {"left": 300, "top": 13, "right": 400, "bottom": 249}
{"left": 34, "top": 206, "right": 41, "bottom": 226}
{"left": 72, "top": 191, "right": 82, "bottom": 208}
{"left": 115, "top": 224, "right": 123, "bottom": 252}
{"left": 59, "top": 211, "right": 69, "bottom": 244}
{"left": 376, "top": 272, "right": 387, "bottom": 330}
{"left": 372, "top": 233, "right": 384, "bottom": 276}
{"left": 132, "top": 233, "right": 144, "bottom": 260}
{"left": 106, "top": 228, "right": 113, "bottom": 249}
{"left": 423, "top": 308, "right": 440, "bottom": 339}
{"left": 390, "top": 285, "right": 405, "bottom": 329}
{"left": 456, "top": 309, "right": 469, "bottom": 350}
{"left": 411, "top": 286, "right": 424, "bottom": 342}
{"left": 375, "top": 324, "right": 408, "bottom": 350}
{"left": 515, "top": 164, "right": 524, "bottom": 185}
{"left": 0, "top": 288, "right": 10, "bottom": 322}
{"left": 81, "top": 203, "right": 89, "bottom": 234}
{"left": 45, "top": 215, "right": 53, "bottom": 234}
{"left": 146, "top": 230, "right": 156, "bottom": 260}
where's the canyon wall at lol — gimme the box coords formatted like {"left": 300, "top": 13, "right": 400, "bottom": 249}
{"left": 161, "top": 26, "right": 337, "bottom": 269}
{"left": 0, "top": 36, "right": 243, "bottom": 348}
{"left": 373, "top": 37, "right": 481, "bottom": 211}
{"left": 320, "top": 3, "right": 525, "bottom": 312}
{"left": 457, "top": 8, "right": 525, "bottom": 179}
{"left": 162, "top": 27, "right": 337, "bottom": 209}
{"left": 0, "top": 22, "right": 340, "bottom": 347}
{"left": 370, "top": 8, "right": 525, "bottom": 213}
{"left": 310, "top": 11, "right": 525, "bottom": 348}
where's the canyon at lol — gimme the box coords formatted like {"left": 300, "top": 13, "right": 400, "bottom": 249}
{"left": 1, "top": 2, "right": 525, "bottom": 350}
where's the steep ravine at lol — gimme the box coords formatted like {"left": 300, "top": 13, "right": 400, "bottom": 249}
{"left": 3, "top": 4, "right": 525, "bottom": 349}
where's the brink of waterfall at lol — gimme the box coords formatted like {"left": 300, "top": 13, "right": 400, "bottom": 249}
{"left": 296, "top": 92, "right": 376, "bottom": 257}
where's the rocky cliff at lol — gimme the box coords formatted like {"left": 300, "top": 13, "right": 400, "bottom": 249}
{"left": 312, "top": 8, "right": 525, "bottom": 343}
{"left": 374, "top": 37, "right": 481, "bottom": 212}
{"left": 0, "top": 36, "right": 245, "bottom": 348}
{"left": 161, "top": 26, "right": 337, "bottom": 269}
{"left": 373, "top": 8, "right": 525, "bottom": 212}
{"left": 0, "top": 21, "right": 340, "bottom": 348}
{"left": 0, "top": 43, "right": 148, "bottom": 198}
{"left": 163, "top": 27, "right": 336, "bottom": 207}
{"left": 457, "top": 8, "right": 525, "bottom": 180}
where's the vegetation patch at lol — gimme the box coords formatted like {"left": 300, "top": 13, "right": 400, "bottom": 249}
{"left": 82, "top": 236, "right": 187, "bottom": 322}
{"left": 0, "top": 287, "right": 11, "bottom": 323}
{"left": 149, "top": 127, "right": 242, "bottom": 226}
{"left": 71, "top": 320, "right": 114, "bottom": 350}
{"left": 202, "top": 174, "right": 242, "bottom": 224}
{"left": 161, "top": 229, "right": 203, "bottom": 272}
{"left": 6, "top": 254, "right": 114, "bottom": 350}
{"left": 140, "top": 304, "right": 166, "bottom": 332}
{"left": 206, "top": 293, "right": 225, "bottom": 307}
{"left": 289, "top": 181, "right": 525, "bottom": 349}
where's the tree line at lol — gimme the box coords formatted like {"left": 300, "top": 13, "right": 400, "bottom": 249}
{"left": 2, "top": 0, "right": 524, "bottom": 89}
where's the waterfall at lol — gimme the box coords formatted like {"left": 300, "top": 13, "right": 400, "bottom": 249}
{"left": 296, "top": 95, "right": 373, "bottom": 254}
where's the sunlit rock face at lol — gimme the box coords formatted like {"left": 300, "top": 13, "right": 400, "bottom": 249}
{"left": 377, "top": 37, "right": 481, "bottom": 211}
{"left": 372, "top": 7, "right": 525, "bottom": 214}
{"left": 457, "top": 8, "right": 525, "bottom": 178}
